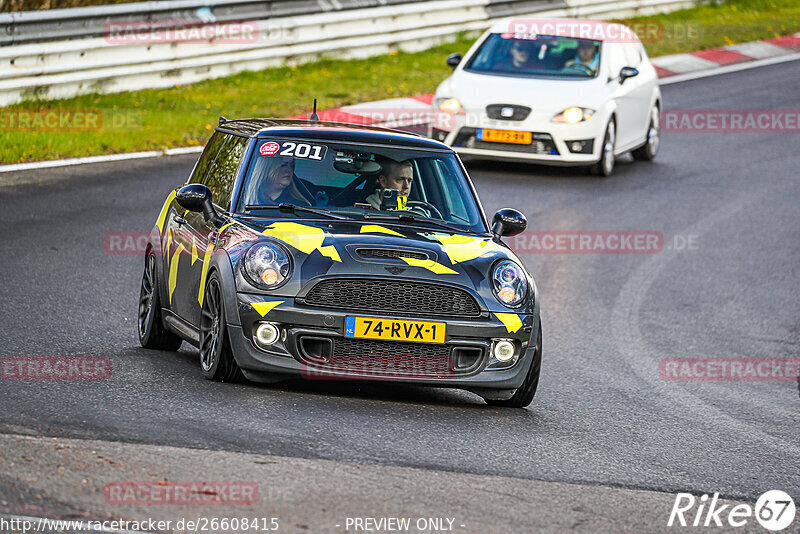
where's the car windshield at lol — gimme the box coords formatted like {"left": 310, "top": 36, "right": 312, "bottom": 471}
{"left": 235, "top": 138, "right": 487, "bottom": 233}
{"left": 466, "top": 33, "right": 602, "bottom": 78}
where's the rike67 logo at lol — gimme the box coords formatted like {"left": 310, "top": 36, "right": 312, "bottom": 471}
{"left": 669, "top": 490, "right": 795, "bottom": 531}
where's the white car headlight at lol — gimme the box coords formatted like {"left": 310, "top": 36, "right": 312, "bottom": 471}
{"left": 437, "top": 98, "right": 465, "bottom": 115}
{"left": 552, "top": 107, "right": 595, "bottom": 124}
{"left": 492, "top": 260, "right": 528, "bottom": 308}
{"left": 243, "top": 241, "right": 292, "bottom": 289}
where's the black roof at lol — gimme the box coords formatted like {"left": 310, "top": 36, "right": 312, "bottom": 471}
{"left": 216, "top": 119, "right": 451, "bottom": 151}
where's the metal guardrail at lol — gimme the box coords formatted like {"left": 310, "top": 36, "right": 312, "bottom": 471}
{"left": 0, "top": 0, "right": 701, "bottom": 106}
{"left": 0, "top": 0, "right": 431, "bottom": 46}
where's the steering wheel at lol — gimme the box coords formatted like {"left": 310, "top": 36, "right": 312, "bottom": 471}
{"left": 404, "top": 200, "right": 443, "bottom": 220}
{"left": 564, "top": 63, "right": 594, "bottom": 75}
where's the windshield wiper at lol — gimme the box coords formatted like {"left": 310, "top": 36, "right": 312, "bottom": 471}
{"left": 244, "top": 203, "right": 350, "bottom": 220}
{"left": 363, "top": 213, "right": 466, "bottom": 233}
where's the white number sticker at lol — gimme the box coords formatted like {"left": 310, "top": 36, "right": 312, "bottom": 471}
{"left": 276, "top": 142, "right": 326, "bottom": 161}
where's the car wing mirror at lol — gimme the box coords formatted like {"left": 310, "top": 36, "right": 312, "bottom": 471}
{"left": 176, "top": 184, "right": 224, "bottom": 228}
{"left": 619, "top": 66, "right": 639, "bottom": 84}
{"left": 492, "top": 208, "right": 527, "bottom": 238}
{"left": 446, "top": 53, "right": 462, "bottom": 69}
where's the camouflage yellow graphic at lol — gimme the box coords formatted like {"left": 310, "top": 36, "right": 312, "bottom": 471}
{"left": 251, "top": 300, "right": 285, "bottom": 317}
{"left": 400, "top": 256, "right": 457, "bottom": 275}
{"left": 495, "top": 313, "right": 522, "bottom": 333}
{"left": 430, "top": 233, "right": 502, "bottom": 264}
{"left": 360, "top": 225, "right": 404, "bottom": 237}
{"left": 262, "top": 222, "right": 341, "bottom": 262}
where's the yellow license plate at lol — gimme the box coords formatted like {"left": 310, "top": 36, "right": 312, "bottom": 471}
{"left": 345, "top": 317, "right": 445, "bottom": 343}
{"left": 479, "top": 128, "right": 532, "bottom": 145}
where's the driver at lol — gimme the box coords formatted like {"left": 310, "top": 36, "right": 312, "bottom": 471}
{"left": 365, "top": 159, "right": 414, "bottom": 210}
{"left": 563, "top": 41, "right": 599, "bottom": 74}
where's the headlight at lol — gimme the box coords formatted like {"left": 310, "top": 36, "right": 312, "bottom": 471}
{"left": 552, "top": 107, "right": 595, "bottom": 124}
{"left": 243, "top": 241, "right": 292, "bottom": 289}
{"left": 438, "top": 98, "right": 465, "bottom": 115}
{"left": 492, "top": 260, "right": 528, "bottom": 307}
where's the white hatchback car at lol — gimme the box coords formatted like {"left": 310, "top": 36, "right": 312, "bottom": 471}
{"left": 430, "top": 19, "right": 661, "bottom": 176}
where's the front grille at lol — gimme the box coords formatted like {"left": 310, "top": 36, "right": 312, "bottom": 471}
{"left": 357, "top": 248, "right": 428, "bottom": 261}
{"left": 298, "top": 338, "right": 483, "bottom": 378}
{"left": 486, "top": 104, "right": 531, "bottom": 121}
{"left": 453, "top": 127, "right": 560, "bottom": 155}
{"left": 329, "top": 338, "right": 454, "bottom": 377}
{"left": 303, "top": 278, "right": 481, "bottom": 317}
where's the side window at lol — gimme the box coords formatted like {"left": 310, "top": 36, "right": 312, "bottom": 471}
{"left": 624, "top": 44, "right": 642, "bottom": 67}
{"left": 205, "top": 135, "right": 247, "bottom": 210}
{"left": 188, "top": 131, "right": 226, "bottom": 184}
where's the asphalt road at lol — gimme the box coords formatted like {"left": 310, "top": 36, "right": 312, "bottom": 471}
{"left": 0, "top": 61, "right": 798, "bottom": 530}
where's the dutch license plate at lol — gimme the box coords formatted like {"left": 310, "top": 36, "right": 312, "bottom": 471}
{"left": 478, "top": 128, "right": 532, "bottom": 145}
{"left": 344, "top": 316, "right": 446, "bottom": 344}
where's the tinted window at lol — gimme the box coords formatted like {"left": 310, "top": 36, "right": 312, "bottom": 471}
{"left": 205, "top": 135, "right": 247, "bottom": 210}
{"left": 188, "top": 131, "right": 226, "bottom": 184}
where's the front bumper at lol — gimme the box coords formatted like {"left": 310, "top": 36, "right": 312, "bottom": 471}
{"left": 229, "top": 293, "right": 539, "bottom": 390}
{"left": 432, "top": 112, "right": 604, "bottom": 165}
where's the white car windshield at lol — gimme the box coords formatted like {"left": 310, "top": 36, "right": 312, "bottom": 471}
{"left": 466, "top": 33, "right": 602, "bottom": 78}
{"left": 235, "top": 139, "right": 487, "bottom": 233}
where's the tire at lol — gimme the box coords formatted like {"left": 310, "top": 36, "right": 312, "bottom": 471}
{"left": 485, "top": 320, "right": 542, "bottom": 408}
{"left": 591, "top": 119, "right": 616, "bottom": 177}
{"left": 199, "top": 272, "right": 243, "bottom": 382}
{"left": 632, "top": 104, "right": 660, "bottom": 161}
{"left": 138, "top": 252, "right": 183, "bottom": 350}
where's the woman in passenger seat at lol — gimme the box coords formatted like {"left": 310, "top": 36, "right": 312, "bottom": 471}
{"left": 245, "top": 156, "right": 312, "bottom": 206}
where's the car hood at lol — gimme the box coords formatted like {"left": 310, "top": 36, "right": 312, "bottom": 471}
{"left": 220, "top": 216, "right": 533, "bottom": 314}
{"left": 440, "top": 69, "right": 606, "bottom": 112}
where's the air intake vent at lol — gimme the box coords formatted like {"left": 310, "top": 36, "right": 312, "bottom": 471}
{"left": 356, "top": 248, "right": 428, "bottom": 261}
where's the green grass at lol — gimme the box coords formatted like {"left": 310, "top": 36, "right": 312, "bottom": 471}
{"left": 1, "top": 0, "right": 798, "bottom": 164}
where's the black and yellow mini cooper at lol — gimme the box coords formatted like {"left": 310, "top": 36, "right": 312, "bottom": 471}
{"left": 138, "top": 119, "right": 541, "bottom": 407}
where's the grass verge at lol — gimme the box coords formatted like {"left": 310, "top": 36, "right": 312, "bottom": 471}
{"left": 1, "top": 0, "right": 798, "bottom": 164}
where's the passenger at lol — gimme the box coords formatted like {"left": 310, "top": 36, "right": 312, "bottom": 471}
{"left": 248, "top": 156, "right": 311, "bottom": 206}
{"left": 365, "top": 160, "right": 414, "bottom": 210}
{"left": 495, "top": 40, "right": 541, "bottom": 71}
{"left": 563, "top": 41, "right": 599, "bottom": 74}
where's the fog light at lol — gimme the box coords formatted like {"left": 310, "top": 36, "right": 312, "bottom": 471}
{"left": 493, "top": 339, "right": 516, "bottom": 362}
{"left": 571, "top": 141, "right": 583, "bottom": 152}
{"left": 255, "top": 322, "right": 279, "bottom": 347}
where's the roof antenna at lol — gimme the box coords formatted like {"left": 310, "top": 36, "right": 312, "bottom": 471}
{"left": 309, "top": 99, "right": 319, "bottom": 123}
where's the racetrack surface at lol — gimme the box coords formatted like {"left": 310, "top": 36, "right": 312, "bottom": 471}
{"left": 0, "top": 61, "right": 798, "bottom": 530}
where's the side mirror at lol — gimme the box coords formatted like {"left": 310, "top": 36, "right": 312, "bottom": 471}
{"left": 176, "top": 184, "right": 224, "bottom": 228}
{"left": 446, "top": 53, "right": 462, "bottom": 69}
{"left": 492, "top": 208, "right": 527, "bottom": 238}
{"left": 619, "top": 66, "right": 639, "bottom": 84}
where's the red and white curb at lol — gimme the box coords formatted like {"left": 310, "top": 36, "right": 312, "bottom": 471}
{"left": 2, "top": 35, "right": 799, "bottom": 175}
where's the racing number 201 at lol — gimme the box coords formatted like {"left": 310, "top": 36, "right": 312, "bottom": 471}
{"left": 279, "top": 142, "right": 325, "bottom": 160}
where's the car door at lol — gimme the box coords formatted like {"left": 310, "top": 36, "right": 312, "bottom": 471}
{"left": 172, "top": 133, "right": 247, "bottom": 327}
{"left": 163, "top": 131, "right": 226, "bottom": 324}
